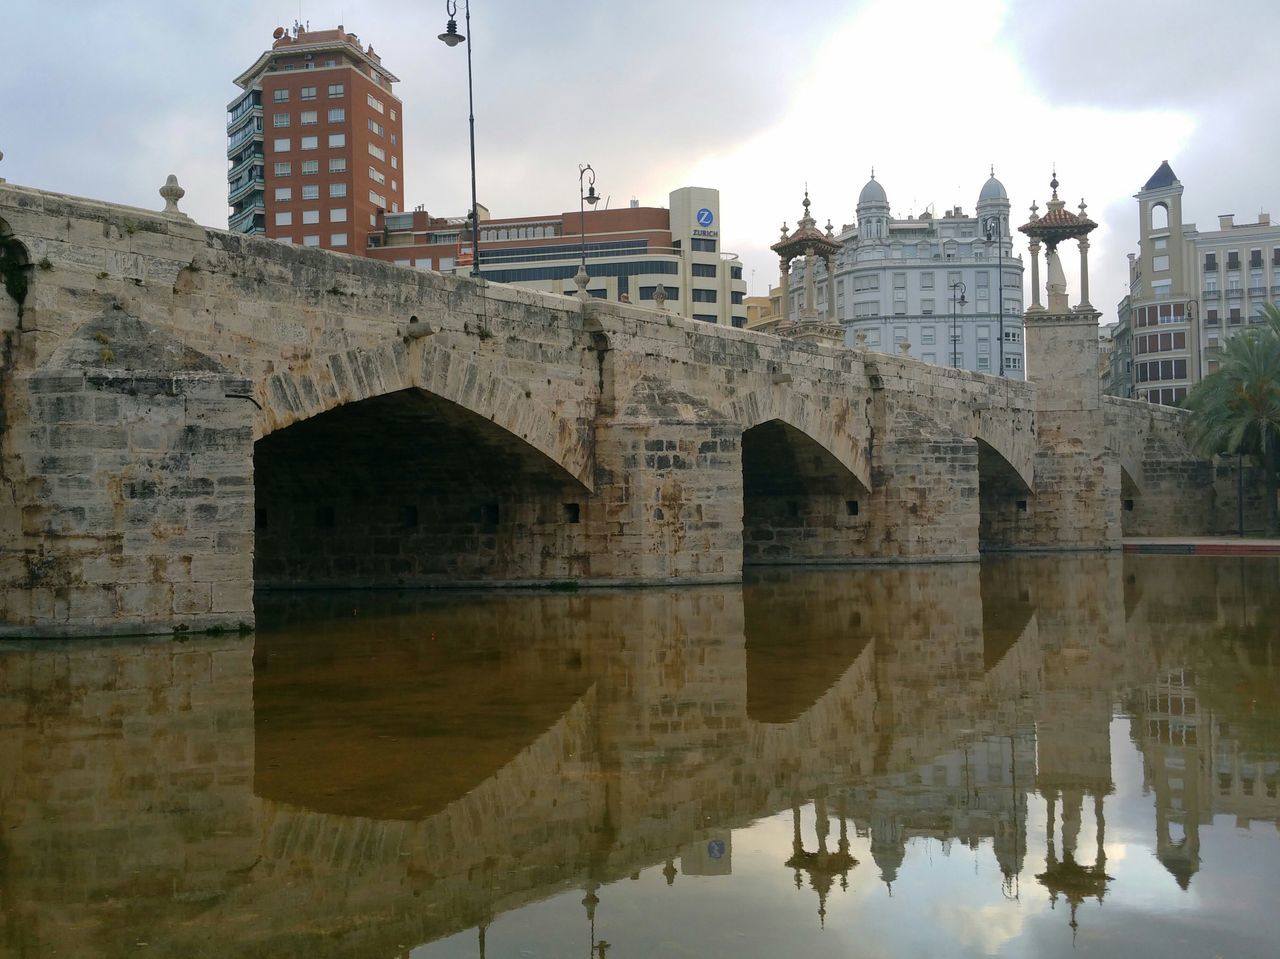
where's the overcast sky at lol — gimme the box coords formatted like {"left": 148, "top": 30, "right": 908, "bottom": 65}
{"left": 3, "top": 0, "right": 1276, "bottom": 318}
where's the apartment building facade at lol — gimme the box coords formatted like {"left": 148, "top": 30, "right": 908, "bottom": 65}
{"left": 365, "top": 186, "right": 749, "bottom": 326}
{"left": 1120, "top": 161, "right": 1280, "bottom": 405}
{"left": 227, "top": 24, "right": 404, "bottom": 253}
{"left": 787, "top": 173, "right": 1026, "bottom": 377}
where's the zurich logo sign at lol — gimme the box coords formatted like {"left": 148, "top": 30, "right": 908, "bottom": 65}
{"left": 696, "top": 208, "right": 714, "bottom": 227}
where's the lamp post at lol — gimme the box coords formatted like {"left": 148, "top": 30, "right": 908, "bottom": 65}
{"left": 984, "top": 215, "right": 1005, "bottom": 376}
{"left": 438, "top": 0, "right": 480, "bottom": 278}
{"left": 575, "top": 163, "right": 598, "bottom": 299}
{"left": 1184, "top": 297, "right": 1200, "bottom": 384}
{"left": 950, "top": 280, "right": 967, "bottom": 369}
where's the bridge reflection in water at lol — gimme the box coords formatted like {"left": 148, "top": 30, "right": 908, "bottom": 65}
{"left": 0, "top": 557, "right": 1278, "bottom": 957}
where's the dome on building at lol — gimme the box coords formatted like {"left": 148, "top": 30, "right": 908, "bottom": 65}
{"left": 979, "top": 173, "right": 1008, "bottom": 202}
{"left": 858, "top": 172, "right": 887, "bottom": 206}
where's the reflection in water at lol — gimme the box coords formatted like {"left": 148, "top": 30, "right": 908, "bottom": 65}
{"left": 0, "top": 556, "right": 1278, "bottom": 957}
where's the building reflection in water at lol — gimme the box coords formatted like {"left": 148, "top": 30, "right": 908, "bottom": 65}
{"left": 0, "top": 556, "right": 1277, "bottom": 956}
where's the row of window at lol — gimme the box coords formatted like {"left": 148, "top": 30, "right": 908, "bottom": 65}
{"left": 275, "top": 184, "right": 348, "bottom": 200}
{"left": 1133, "top": 303, "right": 1188, "bottom": 327}
{"left": 273, "top": 83, "right": 345, "bottom": 102}
{"left": 1204, "top": 249, "right": 1280, "bottom": 271}
{"left": 1136, "top": 359, "right": 1189, "bottom": 383}
{"left": 274, "top": 158, "right": 346, "bottom": 176}
{"left": 1142, "top": 386, "right": 1187, "bottom": 406}
{"left": 852, "top": 299, "right": 1021, "bottom": 318}
{"left": 290, "top": 233, "right": 349, "bottom": 247}
{"left": 898, "top": 350, "right": 1023, "bottom": 372}
{"left": 876, "top": 325, "right": 1022, "bottom": 346}
{"left": 273, "top": 134, "right": 347, "bottom": 151}
{"left": 272, "top": 108, "right": 345, "bottom": 127}
{"left": 1135, "top": 331, "right": 1187, "bottom": 355}
{"left": 275, "top": 209, "right": 348, "bottom": 225}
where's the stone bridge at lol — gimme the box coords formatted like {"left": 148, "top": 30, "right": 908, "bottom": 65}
{"left": 0, "top": 182, "right": 1215, "bottom": 636}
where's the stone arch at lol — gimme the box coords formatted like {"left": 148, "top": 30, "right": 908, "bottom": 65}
{"left": 258, "top": 340, "right": 592, "bottom": 490}
{"left": 972, "top": 422, "right": 1034, "bottom": 492}
{"left": 730, "top": 389, "right": 871, "bottom": 490}
{"left": 1150, "top": 201, "right": 1169, "bottom": 231}
{"left": 0, "top": 216, "right": 32, "bottom": 318}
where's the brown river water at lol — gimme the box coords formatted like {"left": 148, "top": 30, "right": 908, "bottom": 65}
{"left": 1, "top": 554, "right": 1277, "bottom": 957}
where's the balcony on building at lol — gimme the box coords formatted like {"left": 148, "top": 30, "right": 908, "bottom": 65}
{"left": 226, "top": 119, "right": 263, "bottom": 156}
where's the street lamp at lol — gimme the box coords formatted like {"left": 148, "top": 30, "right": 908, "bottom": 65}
{"left": 438, "top": 0, "right": 480, "bottom": 278}
{"left": 1184, "top": 297, "right": 1200, "bottom": 384}
{"left": 984, "top": 215, "right": 1005, "bottom": 376}
{"left": 575, "top": 163, "right": 599, "bottom": 299}
{"left": 950, "top": 280, "right": 967, "bottom": 369}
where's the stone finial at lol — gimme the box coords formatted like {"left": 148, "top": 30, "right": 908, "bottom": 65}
{"left": 653, "top": 283, "right": 667, "bottom": 310}
{"left": 159, "top": 174, "right": 186, "bottom": 216}
{"left": 779, "top": 221, "right": 789, "bottom": 241}
{"left": 573, "top": 264, "right": 590, "bottom": 301}
{"left": 854, "top": 329, "right": 868, "bottom": 349}
{"left": 0, "top": 148, "right": 5, "bottom": 183}
{"left": 825, "top": 219, "right": 834, "bottom": 238}
{"left": 897, "top": 339, "right": 911, "bottom": 355}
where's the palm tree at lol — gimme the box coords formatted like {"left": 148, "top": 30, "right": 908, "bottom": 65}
{"left": 1184, "top": 310, "right": 1280, "bottom": 534}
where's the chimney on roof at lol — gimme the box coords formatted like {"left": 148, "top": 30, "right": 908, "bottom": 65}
{"left": 1259, "top": 212, "right": 1270, "bottom": 226}
{"left": 1219, "top": 214, "right": 1235, "bottom": 229}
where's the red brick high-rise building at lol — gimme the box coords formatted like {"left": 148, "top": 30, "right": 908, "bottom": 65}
{"left": 227, "top": 24, "right": 404, "bottom": 253}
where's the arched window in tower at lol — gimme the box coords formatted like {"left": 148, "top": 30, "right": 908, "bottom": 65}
{"left": 1150, "top": 202, "right": 1169, "bottom": 232}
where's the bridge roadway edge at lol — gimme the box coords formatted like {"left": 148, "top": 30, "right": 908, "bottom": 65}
{"left": 0, "top": 182, "right": 1229, "bottom": 637}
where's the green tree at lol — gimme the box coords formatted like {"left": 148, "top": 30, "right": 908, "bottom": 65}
{"left": 1183, "top": 304, "right": 1280, "bottom": 534}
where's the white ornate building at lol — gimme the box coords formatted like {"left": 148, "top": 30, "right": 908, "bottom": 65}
{"left": 786, "top": 172, "right": 1026, "bottom": 378}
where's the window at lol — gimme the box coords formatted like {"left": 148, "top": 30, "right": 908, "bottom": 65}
{"left": 302, "top": 235, "right": 320, "bottom": 246}
{"left": 693, "top": 263, "right": 717, "bottom": 278}
{"left": 273, "top": 161, "right": 291, "bottom": 176}
{"left": 391, "top": 155, "right": 398, "bottom": 170}
{"left": 300, "top": 86, "right": 316, "bottom": 100}
{"left": 301, "top": 184, "right": 319, "bottom": 200}
{"left": 1150, "top": 202, "right": 1169, "bottom": 230}
{"left": 390, "top": 109, "right": 397, "bottom": 121}
{"left": 439, "top": 256, "right": 456, "bottom": 272}
{"left": 1153, "top": 237, "right": 1167, "bottom": 250}
{"left": 691, "top": 238, "right": 716, "bottom": 253}
{"left": 921, "top": 327, "right": 936, "bottom": 345}
{"left": 1207, "top": 309, "right": 1219, "bottom": 325}
{"left": 854, "top": 275, "right": 879, "bottom": 292}
{"left": 369, "top": 119, "right": 385, "bottom": 136}
{"left": 327, "top": 133, "right": 345, "bottom": 148}
{"left": 301, "top": 135, "right": 318, "bottom": 150}
{"left": 639, "top": 286, "right": 679, "bottom": 300}
{"left": 368, "top": 143, "right": 386, "bottom": 161}
{"left": 1230, "top": 308, "right": 1242, "bottom": 324}
{"left": 300, "top": 110, "right": 318, "bottom": 126}
{"left": 1227, "top": 251, "right": 1240, "bottom": 270}
{"left": 693, "top": 314, "right": 717, "bottom": 323}
{"left": 731, "top": 291, "right": 744, "bottom": 304}
{"left": 1204, "top": 252, "right": 1217, "bottom": 271}
{"left": 272, "top": 89, "right": 289, "bottom": 103}
{"left": 692, "top": 289, "right": 717, "bottom": 303}
{"left": 272, "top": 112, "right": 290, "bottom": 128}
{"left": 1153, "top": 255, "right": 1170, "bottom": 272}
{"left": 1004, "top": 355, "right": 1023, "bottom": 371}
{"left": 866, "top": 329, "right": 881, "bottom": 346}
{"left": 330, "top": 208, "right": 347, "bottom": 222}
{"left": 893, "top": 326, "right": 907, "bottom": 342}
{"left": 330, "top": 233, "right": 348, "bottom": 247}
{"left": 391, "top": 133, "right": 397, "bottom": 145}
{"left": 369, "top": 165, "right": 386, "bottom": 185}
{"left": 369, "top": 191, "right": 387, "bottom": 208}
{"left": 1250, "top": 249, "right": 1263, "bottom": 268}
{"left": 302, "top": 210, "right": 320, "bottom": 225}
{"left": 976, "top": 271, "right": 989, "bottom": 288}
{"left": 274, "top": 211, "right": 292, "bottom": 226}
{"left": 391, "top": 179, "right": 397, "bottom": 193}
{"left": 414, "top": 257, "right": 432, "bottom": 269}
{"left": 329, "top": 183, "right": 347, "bottom": 198}
{"left": 948, "top": 271, "right": 961, "bottom": 287}
{"left": 921, "top": 272, "right": 934, "bottom": 289}
{"left": 1003, "top": 329, "right": 1022, "bottom": 343}
{"left": 921, "top": 298, "right": 935, "bottom": 314}
{"left": 893, "top": 272, "right": 906, "bottom": 288}
{"left": 329, "top": 157, "right": 347, "bottom": 173}
{"left": 328, "top": 83, "right": 344, "bottom": 97}
{"left": 273, "top": 137, "right": 291, "bottom": 152}
{"left": 274, "top": 187, "right": 292, "bottom": 201}
{"left": 328, "top": 108, "right": 345, "bottom": 122}
{"left": 977, "top": 355, "right": 991, "bottom": 371}
{"left": 301, "top": 159, "right": 318, "bottom": 175}
{"left": 367, "top": 93, "right": 385, "bottom": 113}
{"left": 951, "top": 328, "right": 964, "bottom": 344}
